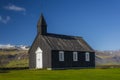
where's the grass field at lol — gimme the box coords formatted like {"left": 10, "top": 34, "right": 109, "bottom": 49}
{"left": 5, "top": 59, "right": 28, "bottom": 67}
{"left": 0, "top": 68, "right": 120, "bottom": 80}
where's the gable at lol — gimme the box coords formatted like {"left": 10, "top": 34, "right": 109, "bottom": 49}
{"left": 28, "top": 33, "right": 51, "bottom": 54}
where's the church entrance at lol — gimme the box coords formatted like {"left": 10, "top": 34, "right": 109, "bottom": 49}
{"left": 35, "top": 47, "right": 43, "bottom": 69}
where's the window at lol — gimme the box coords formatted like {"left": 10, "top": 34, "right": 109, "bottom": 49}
{"left": 59, "top": 51, "right": 64, "bottom": 61}
{"left": 85, "top": 52, "right": 90, "bottom": 61}
{"left": 73, "top": 52, "right": 78, "bottom": 61}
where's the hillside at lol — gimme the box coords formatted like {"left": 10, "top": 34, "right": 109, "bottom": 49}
{"left": 0, "top": 49, "right": 28, "bottom": 68}
{"left": 95, "top": 50, "right": 120, "bottom": 65}
{"left": 0, "top": 47, "right": 120, "bottom": 68}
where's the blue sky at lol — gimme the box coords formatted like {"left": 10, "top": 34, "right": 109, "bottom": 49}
{"left": 0, "top": 0, "right": 120, "bottom": 50}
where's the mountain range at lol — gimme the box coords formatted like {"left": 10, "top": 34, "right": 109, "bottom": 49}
{"left": 95, "top": 50, "right": 120, "bottom": 65}
{"left": 0, "top": 44, "right": 30, "bottom": 50}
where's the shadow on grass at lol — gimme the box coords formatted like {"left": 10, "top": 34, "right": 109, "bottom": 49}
{"left": 0, "top": 67, "right": 29, "bottom": 73}
{"left": 0, "top": 70, "right": 10, "bottom": 73}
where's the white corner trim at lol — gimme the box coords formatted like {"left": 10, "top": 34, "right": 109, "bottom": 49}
{"left": 35, "top": 47, "right": 42, "bottom": 53}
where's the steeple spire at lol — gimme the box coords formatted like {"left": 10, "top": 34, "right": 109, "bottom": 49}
{"left": 37, "top": 14, "right": 47, "bottom": 35}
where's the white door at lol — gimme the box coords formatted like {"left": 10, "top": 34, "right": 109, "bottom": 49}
{"left": 35, "top": 47, "right": 43, "bottom": 69}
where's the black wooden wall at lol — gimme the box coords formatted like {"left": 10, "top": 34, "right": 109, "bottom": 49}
{"left": 51, "top": 50, "right": 95, "bottom": 69}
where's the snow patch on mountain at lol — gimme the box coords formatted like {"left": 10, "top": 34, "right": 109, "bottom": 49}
{"left": 0, "top": 44, "right": 30, "bottom": 50}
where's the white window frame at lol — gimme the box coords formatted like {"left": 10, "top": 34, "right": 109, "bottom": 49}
{"left": 73, "top": 52, "right": 78, "bottom": 61}
{"left": 59, "top": 51, "right": 64, "bottom": 61}
{"left": 85, "top": 52, "right": 90, "bottom": 61}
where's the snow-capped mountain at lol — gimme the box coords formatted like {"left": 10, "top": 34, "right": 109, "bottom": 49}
{"left": 0, "top": 44, "right": 15, "bottom": 49}
{"left": 0, "top": 44, "right": 30, "bottom": 50}
{"left": 16, "top": 45, "right": 30, "bottom": 50}
{"left": 95, "top": 50, "right": 120, "bottom": 65}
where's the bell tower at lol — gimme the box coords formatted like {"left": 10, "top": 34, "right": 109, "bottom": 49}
{"left": 37, "top": 14, "right": 47, "bottom": 35}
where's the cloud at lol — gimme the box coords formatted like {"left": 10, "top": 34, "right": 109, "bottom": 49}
{"left": 0, "top": 16, "right": 11, "bottom": 24}
{"left": 4, "top": 4, "right": 26, "bottom": 12}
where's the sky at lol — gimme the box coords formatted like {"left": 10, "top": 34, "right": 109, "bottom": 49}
{"left": 0, "top": 0, "right": 120, "bottom": 50}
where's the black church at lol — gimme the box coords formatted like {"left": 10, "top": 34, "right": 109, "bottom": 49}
{"left": 29, "top": 14, "right": 95, "bottom": 70}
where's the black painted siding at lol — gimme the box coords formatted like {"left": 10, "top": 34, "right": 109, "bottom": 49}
{"left": 51, "top": 50, "right": 95, "bottom": 69}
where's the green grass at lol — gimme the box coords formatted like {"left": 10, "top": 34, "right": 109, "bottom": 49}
{"left": 0, "top": 50, "right": 28, "bottom": 55}
{"left": 0, "top": 68, "right": 120, "bottom": 80}
{"left": 6, "top": 59, "right": 28, "bottom": 67}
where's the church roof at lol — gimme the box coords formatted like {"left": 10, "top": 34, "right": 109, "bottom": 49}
{"left": 29, "top": 14, "right": 94, "bottom": 52}
{"left": 39, "top": 33, "right": 94, "bottom": 52}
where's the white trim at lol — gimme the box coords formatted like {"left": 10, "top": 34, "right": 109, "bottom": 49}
{"left": 73, "top": 52, "right": 78, "bottom": 61}
{"left": 35, "top": 47, "right": 42, "bottom": 53}
{"left": 35, "top": 47, "right": 43, "bottom": 69}
{"left": 59, "top": 51, "right": 64, "bottom": 61}
{"left": 85, "top": 52, "right": 90, "bottom": 61}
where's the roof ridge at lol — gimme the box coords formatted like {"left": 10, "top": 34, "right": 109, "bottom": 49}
{"left": 46, "top": 33, "right": 83, "bottom": 38}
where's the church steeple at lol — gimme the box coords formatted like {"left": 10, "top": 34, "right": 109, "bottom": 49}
{"left": 37, "top": 14, "right": 47, "bottom": 35}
